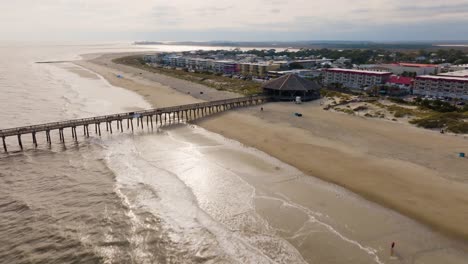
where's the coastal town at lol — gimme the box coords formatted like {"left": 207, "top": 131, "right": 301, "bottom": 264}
{"left": 143, "top": 49, "right": 468, "bottom": 100}
{"left": 3, "top": 0, "right": 468, "bottom": 263}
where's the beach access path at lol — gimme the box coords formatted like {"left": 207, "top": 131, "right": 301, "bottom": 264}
{"left": 76, "top": 53, "right": 468, "bottom": 242}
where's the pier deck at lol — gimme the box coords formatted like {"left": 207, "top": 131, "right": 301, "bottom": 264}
{"left": 0, "top": 96, "right": 269, "bottom": 152}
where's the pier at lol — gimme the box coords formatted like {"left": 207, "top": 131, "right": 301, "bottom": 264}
{"left": 0, "top": 96, "right": 268, "bottom": 152}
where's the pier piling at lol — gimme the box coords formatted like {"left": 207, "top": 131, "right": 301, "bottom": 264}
{"left": 32, "top": 132, "right": 37, "bottom": 148}
{"left": 17, "top": 135, "right": 23, "bottom": 150}
{"left": 2, "top": 136, "right": 7, "bottom": 152}
{"left": 0, "top": 96, "right": 268, "bottom": 152}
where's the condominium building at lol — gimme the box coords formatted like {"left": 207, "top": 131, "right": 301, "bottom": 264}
{"left": 324, "top": 68, "right": 392, "bottom": 89}
{"left": 413, "top": 75, "right": 468, "bottom": 99}
{"left": 212, "top": 60, "right": 238, "bottom": 74}
{"left": 239, "top": 62, "right": 280, "bottom": 77}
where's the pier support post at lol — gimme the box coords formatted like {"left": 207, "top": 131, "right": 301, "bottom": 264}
{"left": 150, "top": 116, "right": 153, "bottom": 130}
{"left": 137, "top": 118, "right": 139, "bottom": 127}
{"left": 130, "top": 119, "right": 134, "bottom": 132}
{"left": 60, "top": 129, "right": 65, "bottom": 143}
{"left": 46, "top": 130, "right": 50, "bottom": 144}
{"left": 120, "top": 120, "right": 123, "bottom": 132}
{"left": 146, "top": 116, "right": 149, "bottom": 127}
{"left": 127, "top": 119, "right": 130, "bottom": 130}
{"left": 85, "top": 125, "right": 89, "bottom": 137}
{"left": 72, "top": 127, "right": 75, "bottom": 139}
{"left": 106, "top": 122, "right": 109, "bottom": 131}
{"left": 95, "top": 124, "right": 98, "bottom": 134}
{"left": 117, "top": 120, "right": 120, "bottom": 130}
{"left": 17, "top": 134, "right": 23, "bottom": 150}
{"left": 109, "top": 122, "right": 113, "bottom": 134}
{"left": 32, "top": 132, "right": 37, "bottom": 148}
{"left": 140, "top": 117, "right": 144, "bottom": 129}
{"left": 159, "top": 114, "right": 162, "bottom": 126}
{"left": 177, "top": 111, "right": 180, "bottom": 123}
{"left": 2, "top": 136, "right": 7, "bottom": 152}
{"left": 98, "top": 124, "right": 101, "bottom": 136}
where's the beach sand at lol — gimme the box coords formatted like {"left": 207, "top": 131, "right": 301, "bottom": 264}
{"left": 75, "top": 53, "right": 468, "bottom": 260}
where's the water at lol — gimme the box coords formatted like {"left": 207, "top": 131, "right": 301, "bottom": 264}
{"left": 0, "top": 42, "right": 467, "bottom": 263}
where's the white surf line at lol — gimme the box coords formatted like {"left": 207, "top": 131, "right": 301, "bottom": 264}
{"left": 122, "top": 137, "right": 282, "bottom": 264}
{"left": 259, "top": 193, "right": 385, "bottom": 264}
{"left": 164, "top": 130, "right": 307, "bottom": 263}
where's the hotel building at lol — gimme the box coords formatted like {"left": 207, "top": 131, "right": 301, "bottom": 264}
{"left": 324, "top": 68, "right": 392, "bottom": 89}
{"left": 413, "top": 75, "right": 468, "bottom": 99}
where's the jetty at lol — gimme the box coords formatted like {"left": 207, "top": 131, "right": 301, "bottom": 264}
{"left": 0, "top": 96, "right": 268, "bottom": 152}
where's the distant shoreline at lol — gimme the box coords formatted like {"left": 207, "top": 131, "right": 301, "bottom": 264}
{"left": 134, "top": 41, "right": 468, "bottom": 50}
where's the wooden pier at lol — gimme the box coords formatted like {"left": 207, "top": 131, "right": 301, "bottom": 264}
{"left": 0, "top": 96, "right": 268, "bottom": 152}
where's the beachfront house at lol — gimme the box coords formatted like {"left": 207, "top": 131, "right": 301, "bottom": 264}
{"left": 262, "top": 74, "right": 321, "bottom": 101}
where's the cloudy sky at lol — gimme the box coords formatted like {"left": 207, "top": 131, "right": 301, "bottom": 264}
{"left": 1, "top": 0, "right": 468, "bottom": 41}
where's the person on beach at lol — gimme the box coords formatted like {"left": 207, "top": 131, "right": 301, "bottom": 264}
{"left": 391, "top": 242, "right": 395, "bottom": 256}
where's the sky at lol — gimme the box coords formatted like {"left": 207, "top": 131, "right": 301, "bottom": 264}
{"left": 1, "top": 0, "right": 468, "bottom": 42}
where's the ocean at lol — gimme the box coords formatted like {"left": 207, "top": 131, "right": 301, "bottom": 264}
{"left": 0, "top": 42, "right": 467, "bottom": 264}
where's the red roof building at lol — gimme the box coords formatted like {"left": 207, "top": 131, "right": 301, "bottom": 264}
{"left": 387, "top": 75, "right": 414, "bottom": 86}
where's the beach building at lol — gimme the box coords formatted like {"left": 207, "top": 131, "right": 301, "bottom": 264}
{"left": 334, "top": 57, "right": 352, "bottom": 65}
{"left": 413, "top": 75, "right": 468, "bottom": 99}
{"left": 384, "top": 75, "right": 414, "bottom": 95}
{"left": 324, "top": 68, "right": 392, "bottom": 89}
{"left": 212, "top": 60, "right": 238, "bottom": 74}
{"left": 239, "top": 62, "right": 280, "bottom": 77}
{"left": 195, "top": 59, "right": 213, "bottom": 72}
{"left": 268, "top": 69, "right": 323, "bottom": 79}
{"left": 447, "top": 64, "right": 468, "bottom": 72}
{"left": 438, "top": 69, "right": 468, "bottom": 78}
{"left": 176, "top": 57, "right": 187, "bottom": 68}
{"left": 385, "top": 75, "right": 414, "bottom": 90}
{"left": 356, "top": 63, "right": 440, "bottom": 76}
{"left": 262, "top": 74, "right": 321, "bottom": 101}
{"left": 143, "top": 54, "right": 161, "bottom": 63}
{"left": 162, "top": 55, "right": 181, "bottom": 67}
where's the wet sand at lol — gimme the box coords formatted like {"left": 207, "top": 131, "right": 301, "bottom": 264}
{"left": 75, "top": 53, "right": 468, "bottom": 261}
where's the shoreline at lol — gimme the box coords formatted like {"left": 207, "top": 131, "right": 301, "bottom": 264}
{"left": 75, "top": 53, "right": 468, "bottom": 243}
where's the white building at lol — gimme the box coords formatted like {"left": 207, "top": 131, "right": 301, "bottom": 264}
{"left": 334, "top": 57, "right": 351, "bottom": 65}
{"left": 413, "top": 75, "right": 468, "bottom": 99}
{"left": 324, "top": 68, "right": 392, "bottom": 89}
{"left": 438, "top": 69, "right": 468, "bottom": 78}
{"left": 356, "top": 63, "right": 440, "bottom": 76}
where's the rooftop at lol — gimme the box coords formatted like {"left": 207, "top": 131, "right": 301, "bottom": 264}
{"left": 262, "top": 74, "right": 321, "bottom": 91}
{"left": 388, "top": 63, "right": 439, "bottom": 68}
{"left": 326, "top": 68, "right": 392, "bottom": 75}
{"left": 416, "top": 75, "right": 468, "bottom": 82}
{"left": 438, "top": 70, "right": 468, "bottom": 78}
{"left": 387, "top": 75, "right": 414, "bottom": 85}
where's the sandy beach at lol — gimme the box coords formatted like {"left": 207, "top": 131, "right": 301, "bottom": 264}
{"left": 75, "top": 53, "right": 468, "bottom": 258}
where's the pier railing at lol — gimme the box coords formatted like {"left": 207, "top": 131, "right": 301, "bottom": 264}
{"left": 0, "top": 95, "right": 269, "bottom": 152}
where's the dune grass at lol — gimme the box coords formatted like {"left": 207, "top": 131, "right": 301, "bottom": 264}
{"left": 113, "top": 55, "right": 262, "bottom": 96}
